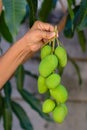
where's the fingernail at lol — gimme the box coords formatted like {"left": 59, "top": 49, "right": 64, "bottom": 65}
{"left": 49, "top": 32, "right": 55, "bottom": 37}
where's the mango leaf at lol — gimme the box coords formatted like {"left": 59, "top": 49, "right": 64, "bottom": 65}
{"left": 77, "top": 30, "right": 86, "bottom": 52}
{"left": 3, "top": 0, "right": 26, "bottom": 40}
{"left": 67, "top": 0, "right": 74, "bottom": 20}
{"left": 68, "top": 56, "right": 82, "bottom": 85}
{"left": 3, "top": 81, "right": 12, "bottom": 130}
{"left": 26, "top": 0, "right": 37, "bottom": 27}
{"left": 71, "top": 0, "right": 76, "bottom": 6}
{"left": 77, "top": 15, "right": 87, "bottom": 30}
{"left": 16, "top": 65, "right": 25, "bottom": 91}
{"left": 64, "top": 6, "right": 79, "bottom": 38}
{"left": 0, "top": 95, "right": 3, "bottom": 120}
{"left": 64, "top": 15, "right": 74, "bottom": 38}
{"left": 73, "top": 0, "right": 87, "bottom": 29}
{"left": 20, "top": 89, "right": 53, "bottom": 122}
{"left": 53, "top": 0, "right": 58, "bottom": 7}
{"left": 4, "top": 81, "right": 12, "bottom": 99}
{"left": 3, "top": 98, "right": 12, "bottom": 130}
{"left": 11, "top": 101, "right": 33, "bottom": 130}
{"left": 0, "top": 11, "right": 13, "bottom": 43}
{"left": 25, "top": 70, "right": 38, "bottom": 79}
{"left": 39, "top": 0, "right": 55, "bottom": 22}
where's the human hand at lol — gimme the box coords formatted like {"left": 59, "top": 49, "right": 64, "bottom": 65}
{"left": 23, "top": 21, "right": 58, "bottom": 52}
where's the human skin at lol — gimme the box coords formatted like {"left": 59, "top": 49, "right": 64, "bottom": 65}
{"left": 0, "top": 21, "right": 58, "bottom": 89}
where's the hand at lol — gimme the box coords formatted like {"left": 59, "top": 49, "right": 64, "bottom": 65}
{"left": 23, "top": 21, "right": 58, "bottom": 52}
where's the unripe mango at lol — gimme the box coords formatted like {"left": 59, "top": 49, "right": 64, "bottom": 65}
{"left": 37, "top": 75, "right": 48, "bottom": 94}
{"left": 46, "top": 73, "right": 61, "bottom": 89}
{"left": 50, "top": 84, "right": 68, "bottom": 103}
{"left": 42, "top": 99, "right": 55, "bottom": 113}
{"left": 39, "top": 54, "right": 58, "bottom": 77}
{"left": 52, "top": 105, "right": 67, "bottom": 123}
{"left": 55, "top": 46, "right": 67, "bottom": 67}
{"left": 41, "top": 45, "right": 51, "bottom": 59}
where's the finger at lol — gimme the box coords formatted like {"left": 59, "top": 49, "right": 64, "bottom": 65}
{"left": 32, "top": 21, "right": 54, "bottom": 32}
{"left": 41, "top": 31, "right": 56, "bottom": 39}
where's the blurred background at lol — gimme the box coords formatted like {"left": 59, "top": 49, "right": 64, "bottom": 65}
{"left": 0, "top": 0, "right": 87, "bottom": 130}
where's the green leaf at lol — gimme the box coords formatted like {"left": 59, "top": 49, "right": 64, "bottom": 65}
{"left": 4, "top": 81, "right": 12, "bottom": 98}
{"left": 67, "top": 0, "right": 74, "bottom": 20}
{"left": 39, "top": 0, "right": 55, "bottom": 22}
{"left": 64, "top": 6, "right": 79, "bottom": 38}
{"left": 0, "top": 11, "right": 13, "bottom": 43}
{"left": 3, "top": 98, "right": 12, "bottom": 130}
{"left": 3, "top": 0, "right": 26, "bottom": 40}
{"left": 20, "top": 89, "right": 53, "bottom": 122}
{"left": 3, "top": 82, "right": 12, "bottom": 130}
{"left": 77, "top": 17, "right": 87, "bottom": 30}
{"left": 11, "top": 101, "right": 33, "bottom": 130}
{"left": 0, "top": 95, "right": 3, "bottom": 120}
{"left": 73, "top": 0, "right": 87, "bottom": 29}
{"left": 16, "top": 65, "right": 25, "bottom": 91}
{"left": 77, "top": 30, "right": 86, "bottom": 52}
{"left": 26, "top": 0, "right": 37, "bottom": 27}
{"left": 25, "top": 70, "right": 38, "bottom": 79}
{"left": 64, "top": 15, "right": 74, "bottom": 38}
{"left": 68, "top": 56, "right": 82, "bottom": 85}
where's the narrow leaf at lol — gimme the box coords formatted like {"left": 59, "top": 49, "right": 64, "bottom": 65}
{"left": 11, "top": 101, "right": 33, "bottom": 130}
{"left": 77, "top": 30, "right": 86, "bottom": 52}
{"left": 64, "top": 6, "right": 79, "bottom": 38}
{"left": 39, "top": 0, "right": 55, "bottom": 22}
{"left": 20, "top": 89, "right": 53, "bottom": 122}
{"left": 67, "top": 0, "right": 74, "bottom": 20}
{"left": 26, "top": 0, "right": 37, "bottom": 27}
{"left": 64, "top": 15, "right": 74, "bottom": 38}
{"left": 77, "top": 17, "right": 87, "bottom": 30}
{"left": 68, "top": 56, "right": 82, "bottom": 84}
{"left": 16, "top": 65, "right": 25, "bottom": 91}
{"left": 3, "top": 0, "right": 26, "bottom": 40}
{"left": 4, "top": 81, "right": 12, "bottom": 98}
{"left": 25, "top": 70, "right": 38, "bottom": 79}
{"left": 0, "top": 11, "right": 13, "bottom": 43}
{"left": 3, "top": 98, "right": 12, "bottom": 130}
{"left": 73, "top": 0, "right": 87, "bottom": 29}
{"left": 0, "top": 95, "right": 3, "bottom": 120}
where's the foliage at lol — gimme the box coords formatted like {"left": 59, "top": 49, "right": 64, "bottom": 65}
{"left": 0, "top": 0, "right": 87, "bottom": 129}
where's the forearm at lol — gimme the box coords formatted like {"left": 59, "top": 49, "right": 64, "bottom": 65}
{"left": 0, "top": 38, "right": 31, "bottom": 89}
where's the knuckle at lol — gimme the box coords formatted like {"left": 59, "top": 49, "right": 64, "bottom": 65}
{"left": 35, "top": 20, "right": 41, "bottom": 25}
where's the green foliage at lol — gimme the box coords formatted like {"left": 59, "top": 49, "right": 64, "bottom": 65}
{"left": 3, "top": 0, "right": 26, "bottom": 40}
{"left": 0, "top": 0, "right": 87, "bottom": 129}
{"left": 39, "top": 0, "right": 55, "bottom": 22}
{"left": 68, "top": 55, "right": 82, "bottom": 85}
{"left": 77, "top": 30, "right": 86, "bottom": 52}
{"left": 0, "top": 11, "right": 13, "bottom": 43}
{"left": 3, "top": 83, "right": 12, "bottom": 130}
{"left": 26, "top": 0, "right": 38, "bottom": 27}
{"left": 16, "top": 65, "right": 25, "bottom": 91}
{"left": 11, "top": 101, "right": 33, "bottom": 130}
{"left": 0, "top": 94, "right": 4, "bottom": 120}
{"left": 20, "top": 89, "right": 53, "bottom": 121}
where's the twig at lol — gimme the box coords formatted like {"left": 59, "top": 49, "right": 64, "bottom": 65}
{"left": 57, "top": 14, "right": 67, "bottom": 32}
{"left": 70, "top": 57, "right": 87, "bottom": 62}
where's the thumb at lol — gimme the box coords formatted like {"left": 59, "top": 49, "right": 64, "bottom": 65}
{"left": 41, "top": 31, "right": 56, "bottom": 39}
